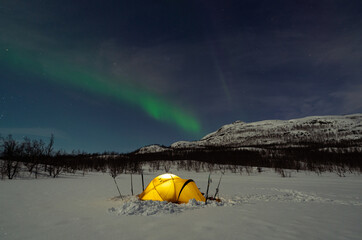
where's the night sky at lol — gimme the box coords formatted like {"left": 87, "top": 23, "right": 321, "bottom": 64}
{"left": 1, "top": 0, "right": 362, "bottom": 153}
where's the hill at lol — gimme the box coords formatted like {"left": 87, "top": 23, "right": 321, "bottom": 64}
{"left": 137, "top": 114, "right": 362, "bottom": 152}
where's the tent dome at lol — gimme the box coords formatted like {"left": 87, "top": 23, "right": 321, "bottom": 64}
{"left": 138, "top": 173, "right": 206, "bottom": 204}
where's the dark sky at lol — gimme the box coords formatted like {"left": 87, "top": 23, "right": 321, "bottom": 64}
{"left": 1, "top": 0, "right": 362, "bottom": 152}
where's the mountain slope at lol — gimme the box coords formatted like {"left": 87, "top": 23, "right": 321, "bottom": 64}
{"left": 130, "top": 114, "right": 362, "bottom": 174}
{"left": 170, "top": 114, "right": 362, "bottom": 149}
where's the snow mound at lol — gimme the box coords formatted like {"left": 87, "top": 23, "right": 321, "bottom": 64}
{"left": 108, "top": 186, "right": 362, "bottom": 217}
{"left": 108, "top": 196, "right": 235, "bottom": 216}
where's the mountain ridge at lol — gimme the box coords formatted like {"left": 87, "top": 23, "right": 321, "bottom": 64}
{"left": 136, "top": 114, "right": 362, "bottom": 154}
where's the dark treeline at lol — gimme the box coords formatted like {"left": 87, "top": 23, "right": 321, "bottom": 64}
{"left": 130, "top": 144, "right": 362, "bottom": 175}
{"left": 0, "top": 134, "right": 361, "bottom": 179}
{"left": 0, "top": 134, "right": 145, "bottom": 180}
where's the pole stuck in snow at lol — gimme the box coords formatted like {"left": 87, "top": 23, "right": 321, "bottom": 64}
{"left": 113, "top": 178, "right": 123, "bottom": 199}
{"left": 130, "top": 173, "right": 134, "bottom": 195}
{"left": 214, "top": 174, "right": 223, "bottom": 199}
{"left": 141, "top": 172, "right": 144, "bottom": 191}
{"left": 205, "top": 172, "right": 211, "bottom": 205}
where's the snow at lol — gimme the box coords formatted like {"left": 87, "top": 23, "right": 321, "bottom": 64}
{"left": 1, "top": 168, "right": 361, "bottom": 240}
{"left": 109, "top": 197, "right": 225, "bottom": 216}
{"left": 136, "top": 144, "right": 168, "bottom": 154}
{"left": 171, "top": 114, "right": 362, "bottom": 149}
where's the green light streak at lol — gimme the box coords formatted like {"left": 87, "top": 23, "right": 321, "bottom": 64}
{"left": 1, "top": 46, "right": 201, "bottom": 133}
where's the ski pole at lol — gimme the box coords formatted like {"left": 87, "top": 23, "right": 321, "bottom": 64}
{"left": 205, "top": 172, "right": 211, "bottom": 205}
{"left": 214, "top": 174, "right": 223, "bottom": 199}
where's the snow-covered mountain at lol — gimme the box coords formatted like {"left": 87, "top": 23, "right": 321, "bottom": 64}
{"left": 171, "top": 114, "right": 362, "bottom": 149}
{"left": 136, "top": 144, "right": 169, "bottom": 154}
{"left": 133, "top": 114, "right": 362, "bottom": 154}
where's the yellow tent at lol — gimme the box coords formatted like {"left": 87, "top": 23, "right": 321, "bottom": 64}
{"left": 138, "top": 173, "right": 206, "bottom": 204}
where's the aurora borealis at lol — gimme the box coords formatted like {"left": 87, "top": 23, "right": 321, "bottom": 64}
{"left": 1, "top": 45, "right": 201, "bottom": 133}
{"left": 1, "top": 1, "right": 362, "bottom": 152}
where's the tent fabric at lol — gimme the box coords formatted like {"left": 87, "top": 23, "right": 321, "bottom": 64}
{"left": 138, "top": 173, "right": 206, "bottom": 204}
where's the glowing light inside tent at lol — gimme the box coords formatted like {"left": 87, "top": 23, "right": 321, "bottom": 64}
{"left": 140, "top": 173, "right": 206, "bottom": 203}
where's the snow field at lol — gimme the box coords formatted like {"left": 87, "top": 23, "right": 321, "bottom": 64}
{"left": 0, "top": 168, "right": 361, "bottom": 240}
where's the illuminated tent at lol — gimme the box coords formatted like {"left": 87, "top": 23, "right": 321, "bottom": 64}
{"left": 138, "top": 173, "right": 206, "bottom": 204}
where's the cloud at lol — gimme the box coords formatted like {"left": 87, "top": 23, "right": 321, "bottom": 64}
{"left": 330, "top": 85, "right": 362, "bottom": 114}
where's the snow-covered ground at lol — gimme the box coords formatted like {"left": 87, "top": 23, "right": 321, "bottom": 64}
{"left": 1, "top": 168, "right": 361, "bottom": 240}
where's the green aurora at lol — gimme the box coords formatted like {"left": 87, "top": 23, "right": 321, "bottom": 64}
{"left": 1, "top": 46, "right": 201, "bottom": 133}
